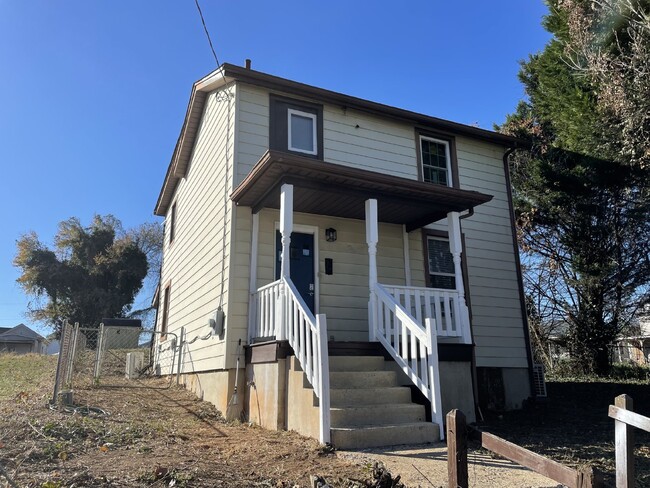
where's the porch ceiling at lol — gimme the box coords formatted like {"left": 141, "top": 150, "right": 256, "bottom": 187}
{"left": 231, "top": 150, "right": 493, "bottom": 231}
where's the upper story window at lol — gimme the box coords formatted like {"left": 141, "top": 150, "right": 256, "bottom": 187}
{"left": 288, "top": 109, "right": 317, "bottom": 155}
{"left": 421, "top": 136, "right": 452, "bottom": 186}
{"left": 270, "top": 95, "right": 323, "bottom": 159}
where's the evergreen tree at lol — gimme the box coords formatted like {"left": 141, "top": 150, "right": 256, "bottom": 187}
{"left": 500, "top": 1, "right": 650, "bottom": 374}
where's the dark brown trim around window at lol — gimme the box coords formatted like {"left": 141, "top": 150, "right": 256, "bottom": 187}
{"left": 421, "top": 228, "right": 471, "bottom": 310}
{"left": 160, "top": 282, "right": 171, "bottom": 340}
{"left": 269, "top": 94, "right": 323, "bottom": 159}
{"left": 415, "top": 128, "right": 460, "bottom": 189}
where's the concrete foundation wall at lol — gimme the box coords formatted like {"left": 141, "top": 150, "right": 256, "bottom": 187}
{"left": 180, "top": 368, "right": 245, "bottom": 421}
{"left": 244, "top": 356, "right": 320, "bottom": 441}
{"left": 285, "top": 356, "right": 320, "bottom": 440}
{"left": 246, "top": 360, "right": 286, "bottom": 430}
{"left": 439, "top": 362, "right": 476, "bottom": 423}
{"left": 477, "top": 366, "right": 531, "bottom": 411}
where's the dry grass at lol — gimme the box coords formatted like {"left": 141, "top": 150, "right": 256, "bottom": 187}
{"left": 0, "top": 353, "right": 57, "bottom": 400}
{"left": 0, "top": 355, "right": 374, "bottom": 487}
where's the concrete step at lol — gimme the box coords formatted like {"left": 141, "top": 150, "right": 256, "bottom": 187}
{"left": 330, "top": 386, "right": 412, "bottom": 407}
{"left": 329, "top": 356, "right": 386, "bottom": 372}
{"left": 329, "top": 370, "right": 397, "bottom": 389}
{"left": 331, "top": 403, "right": 425, "bottom": 427}
{"left": 331, "top": 422, "right": 439, "bottom": 449}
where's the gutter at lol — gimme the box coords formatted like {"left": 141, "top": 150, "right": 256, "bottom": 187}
{"left": 502, "top": 147, "right": 537, "bottom": 400}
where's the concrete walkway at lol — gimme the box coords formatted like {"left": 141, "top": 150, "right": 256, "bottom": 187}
{"left": 338, "top": 442, "right": 563, "bottom": 488}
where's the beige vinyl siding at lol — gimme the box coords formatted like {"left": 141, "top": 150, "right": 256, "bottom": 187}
{"left": 235, "top": 84, "right": 420, "bottom": 184}
{"left": 454, "top": 137, "right": 528, "bottom": 369}
{"left": 233, "top": 81, "right": 528, "bottom": 368}
{"left": 156, "top": 84, "right": 236, "bottom": 373}
{"left": 323, "top": 107, "right": 418, "bottom": 179}
{"left": 236, "top": 84, "right": 269, "bottom": 185}
{"left": 255, "top": 209, "right": 411, "bottom": 341}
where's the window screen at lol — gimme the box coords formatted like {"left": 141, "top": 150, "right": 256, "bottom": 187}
{"left": 288, "top": 109, "right": 317, "bottom": 154}
{"left": 427, "top": 237, "right": 456, "bottom": 289}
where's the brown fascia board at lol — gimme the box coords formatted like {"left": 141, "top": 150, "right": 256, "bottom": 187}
{"left": 154, "top": 63, "right": 527, "bottom": 216}
{"left": 221, "top": 64, "right": 526, "bottom": 147}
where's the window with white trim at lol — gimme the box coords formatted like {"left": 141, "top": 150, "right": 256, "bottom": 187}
{"left": 420, "top": 136, "right": 452, "bottom": 186}
{"left": 427, "top": 237, "right": 456, "bottom": 289}
{"left": 288, "top": 109, "right": 317, "bottom": 155}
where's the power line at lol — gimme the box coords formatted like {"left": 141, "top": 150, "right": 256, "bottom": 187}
{"left": 193, "top": 0, "right": 221, "bottom": 69}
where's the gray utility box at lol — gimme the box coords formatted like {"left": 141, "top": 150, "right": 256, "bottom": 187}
{"left": 125, "top": 352, "right": 145, "bottom": 379}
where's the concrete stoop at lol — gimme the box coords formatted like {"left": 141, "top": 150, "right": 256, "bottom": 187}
{"left": 328, "top": 355, "right": 440, "bottom": 449}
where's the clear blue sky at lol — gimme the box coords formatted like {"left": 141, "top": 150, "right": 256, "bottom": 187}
{"left": 0, "top": 0, "right": 551, "bottom": 334}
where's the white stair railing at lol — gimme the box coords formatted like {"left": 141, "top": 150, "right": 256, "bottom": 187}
{"left": 251, "top": 278, "right": 331, "bottom": 444}
{"left": 252, "top": 279, "right": 283, "bottom": 340}
{"left": 382, "top": 285, "right": 471, "bottom": 343}
{"left": 373, "top": 282, "right": 444, "bottom": 439}
{"left": 282, "top": 278, "right": 331, "bottom": 444}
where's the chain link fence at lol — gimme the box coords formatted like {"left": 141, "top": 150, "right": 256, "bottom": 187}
{"left": 52, "top": 320, "right": 180, "bottom": 406}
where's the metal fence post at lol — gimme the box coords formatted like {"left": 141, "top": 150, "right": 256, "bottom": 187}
{"left": 93, "top": 323, "right": 105, "bottom": 381}
{"left": 176, "top": 327, "right": 185, "bottom": 385}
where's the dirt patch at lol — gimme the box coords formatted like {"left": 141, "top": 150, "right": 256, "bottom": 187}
{"left": 2, "top": 357, "right": 646, "bottom": 487}
{"left": 339, "top": 444, "right": 563, "bottom": 488}
{"left": 1, "top": 373, "right": 371, "bottom": 487}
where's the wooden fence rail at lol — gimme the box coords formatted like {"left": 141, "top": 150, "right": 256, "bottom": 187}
{"left": 608, "top": 394, "right": 650, "bottom": 488}
{"left": 446, "top": 410, "right": 603, "bottom": 488}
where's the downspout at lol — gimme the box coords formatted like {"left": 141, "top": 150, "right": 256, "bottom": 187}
{"left": 503, "top": 147, "right": 537, "bottom": 401}
{"left": 455, "top": 208, "right": 481, "bottom": 420}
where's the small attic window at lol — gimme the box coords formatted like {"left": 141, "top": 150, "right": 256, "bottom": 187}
{"left": 288, "top": 109, "right": 317, "bottom": 155}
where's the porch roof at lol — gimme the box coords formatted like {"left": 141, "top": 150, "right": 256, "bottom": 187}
{"left": 231, "top": 151, "right": 493, "bottom": 231}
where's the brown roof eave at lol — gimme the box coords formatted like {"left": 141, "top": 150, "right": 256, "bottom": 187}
{"left": 231, "top": 150, "right": 493, "bottom": 231}
{"left": 222, "top": 64, "right": 527, "bottom": 148}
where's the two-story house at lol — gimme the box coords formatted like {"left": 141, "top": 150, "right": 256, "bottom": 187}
{"left": 153, "top": 62, "right": 534, "bottom": 448}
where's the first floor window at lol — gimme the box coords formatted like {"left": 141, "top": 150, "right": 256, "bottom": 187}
{"left": 160, "top": 284, "right": 171, "bottom": 339}
{"left": 288, "top": 109, "right": 317, "bottom": 155}
{"left": 427, "top": 237, "right": 456, "bottom": 289}
{"left": 421, "top": 136, "right": 452, "bottom": 186}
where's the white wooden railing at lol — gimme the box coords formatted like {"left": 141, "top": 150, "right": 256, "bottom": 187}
{"left": 372, "top": 282, "right": 444, "bottom": 438}
{"left": 253, "top": 280, "right": 283, "bottom": 339}
{"left": 383, "top": 285, "right": 471, "bottom": 344}
{"left": 252, "top": 278, "right": 331, "bottom": 444}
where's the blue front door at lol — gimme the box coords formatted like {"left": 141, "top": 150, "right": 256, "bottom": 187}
{"left": 275, "top": 231, "right": 315, "bottom": 313}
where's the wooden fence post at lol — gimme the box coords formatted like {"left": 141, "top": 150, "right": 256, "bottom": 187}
{"left": 447, "top": 409, "right": 468, "bottom": 488}
{"left": 577, "top": 465, "right": 604, "bottom": 488}
{"left": 614, "top": 394, "right": 634, "bottom": 488}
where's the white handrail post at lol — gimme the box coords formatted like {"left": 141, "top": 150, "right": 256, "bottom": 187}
{"left": 425, "top": 317, "right": 444, "bottom": 440}
{"left": 317, "top": 313, "right": 331, "bottom": 444}
{"left": 277, "top": 184, "right": 293, "bottom": 341}
{"left": 366, "top": 199, "right": 379, "bottom": 341}
{"left": 447, "top": 212, "right": 471, "bottom": 344}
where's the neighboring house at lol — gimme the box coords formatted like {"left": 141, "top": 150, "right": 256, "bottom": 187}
{"left": 613, "top": 305, "right": 650, "bottom": 365}
{"left": 153, "top": 62, "right": 534, "bottom": 448}
{"left": 0, "top": 324, "right": 46, "bottom": 354}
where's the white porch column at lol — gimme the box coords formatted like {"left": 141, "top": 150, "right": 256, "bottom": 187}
{"left": 277, "top": 184, "right": 293, "bottom": 340}
{"left": 365, "top": 199, "right": 378, "bottom": 341}
{"left": 447, "top": 211, "right": 472, "bottom": 343}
